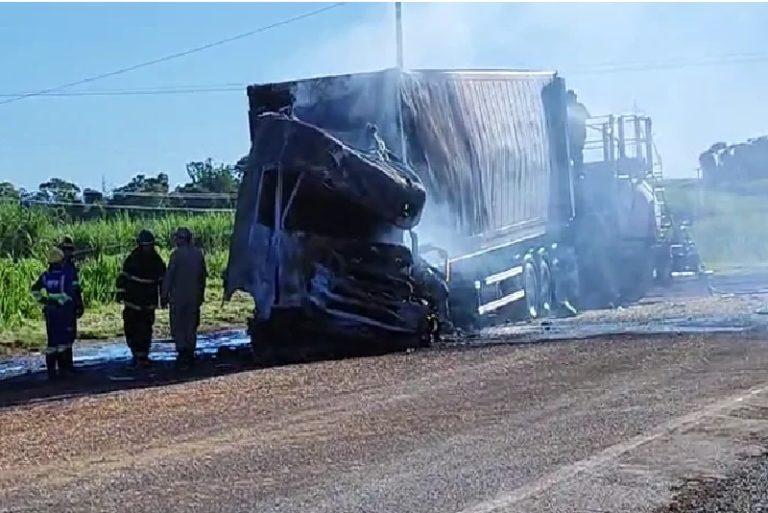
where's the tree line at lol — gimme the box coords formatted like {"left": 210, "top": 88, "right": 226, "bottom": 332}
{"left": 0, "top": 156, "right": 249, "bottom": 212}
{"left": 699, "top": 136, "right": 768, "bottom": 187}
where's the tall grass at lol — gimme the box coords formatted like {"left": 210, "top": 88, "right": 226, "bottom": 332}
{"left": 0, "top": 258, "right": 45, "bottom": 331}
{"left": 0, "top": 204, "right": 237, "bottom": 333}
{"left": 665, "top": 179, "right": 768, "bottom": 268}
{"left": 0, "top": 203, "right": 234, "bottom": 260}
{"left": 0, "top": 250, "right": 231, "bottom": 331}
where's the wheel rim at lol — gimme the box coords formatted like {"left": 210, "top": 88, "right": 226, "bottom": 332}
{"left": 523, "top": 262, "right": 539, "bottom": 319}
{"left": 539, "top": 262, "right": 552, "bottom": 316}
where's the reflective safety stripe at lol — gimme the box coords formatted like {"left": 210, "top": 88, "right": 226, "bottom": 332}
{"left": 45, "top": 344, "right": 72, "bottom": 354}
{"left": 71, "top": 281, "right": 80, "bottom": 288}
{"left": 46, "top": 293, "right": 72, "bottom": 305}
{"left": 478, "top": 289, "right": 526, "bottom": 315}
{"left": 124, "top": 301, "right": 155, "bottom": 311}
{"left": 121, "top": 272, "right": 158, "bottom": 285}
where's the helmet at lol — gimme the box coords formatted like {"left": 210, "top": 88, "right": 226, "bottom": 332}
{"left": 47, "top": 247, "right": 64, "bottom": 264}
{"left": 174, "top": 227, "right": 192, "bottom": 243}
{"left": 59, "top": 236, "right": 75, "bottom": 251}
{"left": 137, "top": 229, "right": 156, "bottom": 246}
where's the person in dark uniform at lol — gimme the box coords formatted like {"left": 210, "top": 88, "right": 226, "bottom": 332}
{"left": 567, "top": 90, "right": 590, "bottom": 171}
{"left": 116, "top": 230, "right": 167, "bottom": 368}
{"left": 58, "top": 236, "right": 83, "bottom": 371}
{"left": 31, "top": 247, "right": 84, "bottom": 380}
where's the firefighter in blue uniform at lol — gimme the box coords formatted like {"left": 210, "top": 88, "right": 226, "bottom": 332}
{"left": 31, "top": 247, "right": 84, "bottom": 379}
{"left": 58, "top": 236, "right": 83, "bottom": 371}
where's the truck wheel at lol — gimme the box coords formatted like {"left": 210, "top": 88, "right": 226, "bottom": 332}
{"left": 620, "top": 250, "right": 654, "bottom": 304}
{"left": 655, "top": 245, "right": 673, "bottom": 286}
{"left": 523, "top": 259, "right": 540, "bottom": 319}
{"left": 538, "top": 258, "right": 553, "bottom": 318}
{"left": 248, "top": 317, "right": 275, "bottom": 366}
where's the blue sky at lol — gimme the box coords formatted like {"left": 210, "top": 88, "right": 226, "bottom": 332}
{"left": 1, "top": 2, "right": 768, "bottom": 191}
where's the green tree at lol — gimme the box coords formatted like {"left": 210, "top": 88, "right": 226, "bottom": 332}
{"left": 174, "top": 159, "right": 240, "bottom": 209}
{"left": 0, "top": 182, "right": 19, "bottom": 201}
{"left": 177, "top": 159, "right": 240, "bottom": 194}
{"left": 38, "top": 178, "right": 81, "bottom": 203}
{"left": 111, "top": 173, "right": 170, "bottom": 207}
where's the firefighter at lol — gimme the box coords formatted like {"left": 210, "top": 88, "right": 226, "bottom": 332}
{"left": 567, "top": 90, "right": 590, "bottom": 171}
{"left": 116, "top": 230, "right": 167, "bottom": 368}
{"left": 367, "top": 123, "right": 390, "bottom": 161}
{"left": 31, "top": 247, "right": 84, "bottom": 380}
{"left": 58, "top": 236, "right": 83, "bottom": 371}
{"left": 163, "top": 227, "right": 207, "bottom": 369}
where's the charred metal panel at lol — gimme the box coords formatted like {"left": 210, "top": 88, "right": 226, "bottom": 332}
{"left": 400, "top": 70, "right": 557, "bottom": 244}
{"left": 247, "top": 69, "right": 565, "bottom": 255}
{"left": 225, "top": 113, "right": 428, "bottom": 334}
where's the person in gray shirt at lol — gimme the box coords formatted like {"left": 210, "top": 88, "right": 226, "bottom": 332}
{"left": 163, "top": 227, "right": 207, "bottom": 369}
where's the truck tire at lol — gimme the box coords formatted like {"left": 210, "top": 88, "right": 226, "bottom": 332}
{"left": 522, "top": 259, "right": 540, "bottom": 319}
{"left": 448, "top": 280, "right": 481, "bottom": 331}
{"left": 655, "top": 244, "right": 673, "bottom": 286}
{"left": 538, "top": 257, "right": 554, "bottom": 318}
{"left": 576, "top": 248, "right": 619, "bottom": 310}
{"left": 620, "top": 249, "right": 654, "bottom": 304}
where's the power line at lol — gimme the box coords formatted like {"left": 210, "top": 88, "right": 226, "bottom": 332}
{"left": 3, "top": 51, "right": 768, "bottom": 101}
{"left": 0, "top": 2, "right": 346, "bottom": 107}
{"left": 570, "top": 51, "right": 768, "bottom": 75}
{"left": 0, "top": 86, "right": 245, "bottom": 98}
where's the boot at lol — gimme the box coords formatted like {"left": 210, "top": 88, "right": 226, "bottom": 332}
{"left": 175, "top": 350, "right": 192, "bottom": 371}
{"left": 57, "top": 353, "right": 71, "bottom": 378}
{"left": 63, "top": 348, "right": 76, "bottom": 373}
{"left": 45, "top": 354, "right": 58, "bottom": 380}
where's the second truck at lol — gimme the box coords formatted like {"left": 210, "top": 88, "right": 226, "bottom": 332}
{"left": 224, "top": 68, "right": 672, "bottom": 361}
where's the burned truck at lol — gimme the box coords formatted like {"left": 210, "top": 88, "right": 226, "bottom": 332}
{"left": 225, "top": 69, "right": 667, "bottom": 359}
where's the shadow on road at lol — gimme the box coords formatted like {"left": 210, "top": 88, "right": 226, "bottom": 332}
{"left": 0, "top": 345, "right": 258, "bottom": 409}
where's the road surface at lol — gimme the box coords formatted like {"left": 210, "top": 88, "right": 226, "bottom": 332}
{"left": 3, "top": 272, "right": 768, "bottom": 512}
{"left": 3, "top": 331, "right": 768, "bottom": 512}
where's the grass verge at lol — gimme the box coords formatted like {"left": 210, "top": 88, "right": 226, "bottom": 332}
{"left": 0, "top": 286, "right": 253, "bottom": 356}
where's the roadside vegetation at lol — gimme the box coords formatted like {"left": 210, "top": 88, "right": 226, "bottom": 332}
{"left": 665, "top": 178, "right": 768, "bottom": 270}
{"left": 0, "top": 203, "right": 250, "bottom": 353}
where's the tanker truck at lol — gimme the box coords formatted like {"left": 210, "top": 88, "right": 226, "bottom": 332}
{"left": 224, "top": 68, "right": 669, "bottom": 361}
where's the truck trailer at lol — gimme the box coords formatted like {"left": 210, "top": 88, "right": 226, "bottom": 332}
{"left": 224, "top": 68, "right": 667, "bottom": 361}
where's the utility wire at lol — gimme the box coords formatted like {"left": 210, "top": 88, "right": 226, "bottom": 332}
{"left": 0, "top": 2, "right": 345, "bottom": 107}
{"left": 0, "top": 86, "right": 245, "bottom": 98}
{"left": 570, "top": 51, "right": 768, "bottom": 75}
{"left": 3, "top": 51, "right": 768, "bottom": 100}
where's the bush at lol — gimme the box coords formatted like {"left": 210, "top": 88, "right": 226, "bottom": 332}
{"left": 0, "top": 258, "right": 45, "bottom": 331}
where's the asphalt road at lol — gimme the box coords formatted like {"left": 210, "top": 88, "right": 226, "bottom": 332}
{"left": 3, "top": 329, "right": 768, "bottom": 513}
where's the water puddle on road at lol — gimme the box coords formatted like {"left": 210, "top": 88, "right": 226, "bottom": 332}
{"left": 479, "top": 315, "right": 765, "bottom": 346}
{"left": 0, "top": 330, "right": 251, "bottom": 381}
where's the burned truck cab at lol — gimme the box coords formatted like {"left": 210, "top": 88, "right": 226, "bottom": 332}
{"left": 225, "top": 77, "right": 433, "bottom": 361}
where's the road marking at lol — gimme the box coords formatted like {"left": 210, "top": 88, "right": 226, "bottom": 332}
{"left": 457, "top": 383, "right": 768, "bottom": 513}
